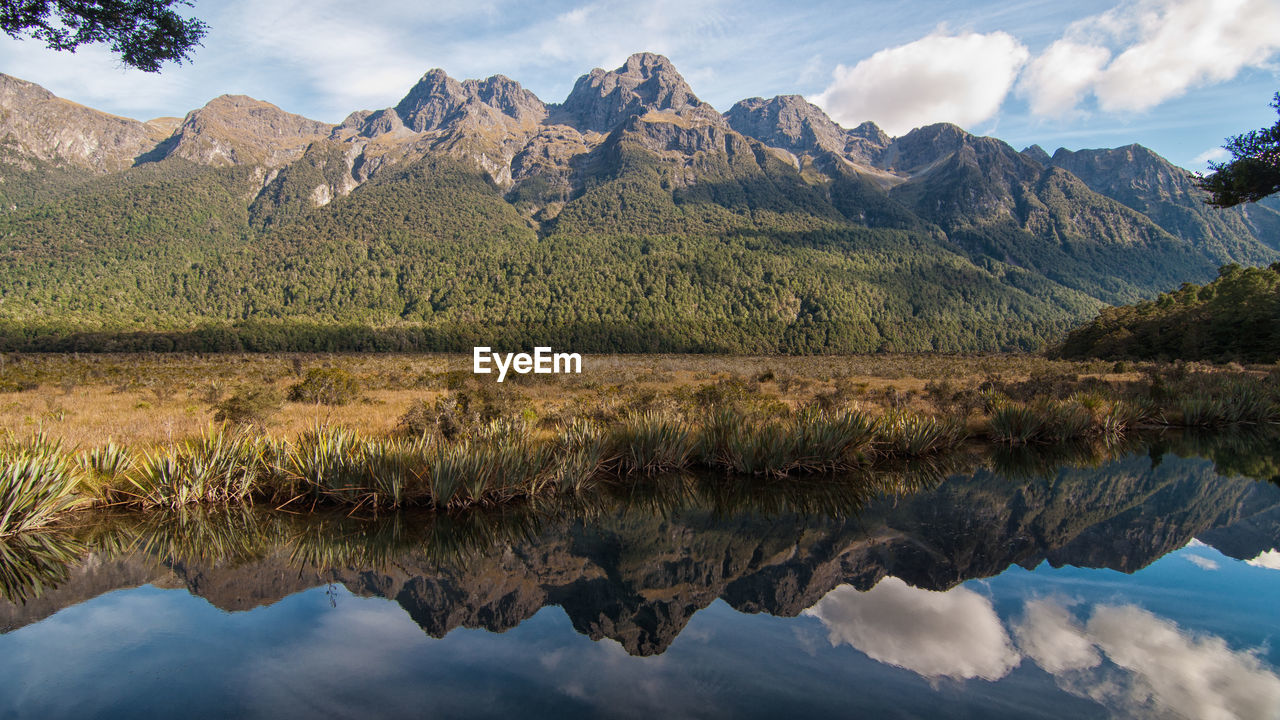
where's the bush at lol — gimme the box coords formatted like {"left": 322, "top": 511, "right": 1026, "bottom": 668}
{"left": 213, "top": 386, "right": 282, "bottom": 426}
{"left": 288, "top": 367, "right": 361, "bottom": 406}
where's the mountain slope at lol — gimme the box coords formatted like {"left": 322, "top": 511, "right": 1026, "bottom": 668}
{"left": 0, "top": 54, "right": 1274, "bottom": 353}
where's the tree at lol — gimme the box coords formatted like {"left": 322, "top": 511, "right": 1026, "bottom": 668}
{"left": 1199, "top": 92, "right": 1280, "bottom": 208}
{"left": 0, "top": 0, "right": 207, "bottom": 72}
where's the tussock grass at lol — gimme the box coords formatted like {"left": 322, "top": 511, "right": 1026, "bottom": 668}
{"left": 125, "top": 427, "right": 264, "bottom": 507}
{"left": 0, "top": 354, "right": 1276, "bottom": 523}
{"left": 609, "top": 411, "right": 697, "bottom": 475}
{"left": 0, "top": 434, "right": 86, "bottom": 536}
{"left": 702, "top": 407, "right": 878, "bottom": 476}
{"left": 876, "top": 410, "right": 965, "bottom": 456}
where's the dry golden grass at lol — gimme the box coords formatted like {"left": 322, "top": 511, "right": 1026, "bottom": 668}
{"left": 0, "top": 351, "right": 1173, "bottom": 449}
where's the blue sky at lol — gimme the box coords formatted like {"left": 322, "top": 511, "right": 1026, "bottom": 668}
{"left": 1, "top": 0, "right": 1278, "bottom": 170}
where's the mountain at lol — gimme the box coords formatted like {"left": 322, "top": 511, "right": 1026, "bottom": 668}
{"left": 0, "top": 73, "right": 172, "bottom": 172}
{"left": 0, "top": 54, "right": 1275, "bottom": 353}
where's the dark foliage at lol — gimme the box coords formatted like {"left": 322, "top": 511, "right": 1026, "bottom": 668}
{"left": 0, "top": 0, "right": 207, "bottom": 71}
{"left": 1200, "top": 92, "right": 1280, "bottom": 208}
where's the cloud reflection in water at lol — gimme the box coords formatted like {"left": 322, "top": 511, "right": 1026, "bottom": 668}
{"left": 1015, "top": 598, "right": 1280, "bottom": 720}
{"left": 803, "top": 577, "right": 1020, "bottom": 681}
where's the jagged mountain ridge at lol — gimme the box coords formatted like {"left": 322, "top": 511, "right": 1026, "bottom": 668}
{"left": 1, "top": 52, "right": 1276, "bottom": 352}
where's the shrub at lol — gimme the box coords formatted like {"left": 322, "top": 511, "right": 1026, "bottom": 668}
{"left": 288, "top": 367, "right": 361, "bottom": 406}
{"left": 213, "top": 386, "right": 282, "bottom": 427}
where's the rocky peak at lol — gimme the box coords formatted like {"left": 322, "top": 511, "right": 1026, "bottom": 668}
{"left": 878, "top": 122, "right": 972, "bottom": 173}
{"left": 724, "top": 95, "right": 848, "bottom": 157}
{"left": 1049, "top": 144, "right": 1188, "bottom": 193}
{"left": 0, "top": 72, "right": 169, "bottom": 172}
{"left": 393, "top": 69, "right": 469, "bottom": 132}
{"left": 1021, "top": 144, "right": 1051, "bottom": 165}
{"left": 468, "top": 75, "right": 546, "bottom": 123}
{"left": 368, "top": 70, "right": 546, "bottom": 137}
{"left": 559, "top": 52, "right": 721, "bottom": 133}
{"left": 845, "top": 121, "right": 892, "bottom": 164}
{"left": 161, "top": 95, "right": 332, "bottom": 168}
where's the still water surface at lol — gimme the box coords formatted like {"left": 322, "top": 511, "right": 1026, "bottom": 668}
{"left": 2, "top": 433, "right": 1279, "bottom": 719}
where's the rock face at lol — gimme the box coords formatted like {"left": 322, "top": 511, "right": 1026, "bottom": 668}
{"left": 559, "top": 52, "right": 722, "bottom": 133}
{"left": 1050, "top": 145, "right": 1280, "bottom": 260}
{"left": 389, "top": 70, "right": 546, "bottom": 133}
{"left": 732, "top": 94, "right": 870, "bottom": 159}
{"left": 159, "top": 95, "right": 333, "bottom": 168}
{"left": 0, "top": 73, "right": 170, "bottom": 172}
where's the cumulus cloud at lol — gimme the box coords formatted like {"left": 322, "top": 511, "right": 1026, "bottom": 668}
{"left": 1014, "top": 599, "right": 1280, "bottom": 720}
{"left": 1019, "top": 41, "right": 1112, "bottom": 117}
{"left": 1021, "top": 0, "right": 1280, "bottom": 117}
{"left": 803, "top": 578, "right": 1021, "bottom": 681}
{"left": 811, "top": 31, "right": 1029, "bottom": 136}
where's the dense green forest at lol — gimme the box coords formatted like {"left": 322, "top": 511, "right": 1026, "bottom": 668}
{"left": 0, "top": 146, "right": 1101, "bottom": 353}
{"left": 1055, "top": 264, "right": 1280, "bottom": 362}
{"left": 5, "top": 57, "right": 1280, "bottom": 355}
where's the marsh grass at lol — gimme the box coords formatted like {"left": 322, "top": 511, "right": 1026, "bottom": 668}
{"left": 876, "top": 410, "right": 965, "bottom": 456}
{"left": 609, "top": 411, "right": 697, "bottom": 475}
{"left": 1, "top": 355, "right": 1277, "bottom": 524}
{"left": 125, "top": 427, "right": 264, "bottom": 507}
{"left": 702, "top": 407, "right": 879, "bottom": 476}
{"left": 0, "top": 434, "right": 86, "bottom": 536}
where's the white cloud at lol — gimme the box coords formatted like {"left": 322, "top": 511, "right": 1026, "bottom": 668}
{"left": 1184, "top": 554, "right": 1220, "bottom": 571}
{"left": 803, "top": 578, "right": 1021, "bottom": 681}
{"left": 1015, "top": 599, "right": 1280, "bottom": 720}
{"left": 1019, "top": 40, "right": 1112, "bottom": 116}
{"left": 1022, "top": 0, "right": 1280, "bottom": 118}
{"left": 1248, "top": 548, "right": 1280, "bottom": 570}
{"left": 1012, "top": 599, "right": 1101, "bottom": 674}
{"left": 811, "top": 31, "right": 1030, "bottom": 136}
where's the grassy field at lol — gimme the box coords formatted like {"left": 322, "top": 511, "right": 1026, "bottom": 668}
{"left": 2, "top": 351, "right": 1276, "bottom": 535}
{"left": 0, "top": 352, "right": 1141, "bottom": 447}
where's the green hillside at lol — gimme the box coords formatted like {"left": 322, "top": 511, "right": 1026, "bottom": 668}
{"left": 1055, "top": 263, "right": 1280, "bottom": 362}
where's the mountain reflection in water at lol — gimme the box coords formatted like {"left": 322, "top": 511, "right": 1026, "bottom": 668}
{"left": 2, "top": 431, "right": 1279, "bottom": 719}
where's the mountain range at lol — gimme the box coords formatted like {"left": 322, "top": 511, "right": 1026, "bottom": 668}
{"left": 1, "top": 52, "right": 1276, "bottom": 352}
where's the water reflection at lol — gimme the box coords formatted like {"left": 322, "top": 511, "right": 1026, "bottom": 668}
{"left": 0, "top": 431, "right": 1279, "bottom": 717}
{"left": 0, "top": 531, "right": 84, "bottom": 605}
{"left": 804, "top": 579, "right": 1019, "bottom": 681}
{"left": 1248, "top": 549, "right": 1280, "bottom": 570}
{"left": 1015, "top": 598, "right": 1280, "bottom": 720}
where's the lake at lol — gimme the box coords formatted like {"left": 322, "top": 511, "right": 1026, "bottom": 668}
{"left": 2, "top": 432, "right": 1279, "bottom": 719}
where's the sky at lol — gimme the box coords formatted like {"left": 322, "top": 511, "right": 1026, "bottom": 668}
{"left": 1, "top": 0, "right": 1278, "bottom": 170}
